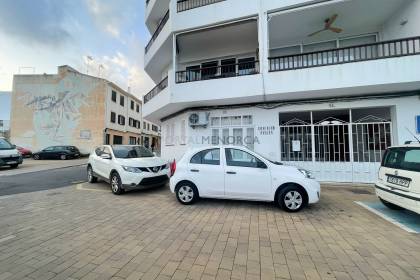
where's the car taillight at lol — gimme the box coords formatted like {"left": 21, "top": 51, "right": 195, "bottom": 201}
{"left": 170, "top": 159, "right": 176, "bottom": 177}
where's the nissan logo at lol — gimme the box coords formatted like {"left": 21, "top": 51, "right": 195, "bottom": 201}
{"left": 152, "top": 167, "right": 159, "bottom": 173}
{"left": 394, "top": 170, "right": 398, "bottom": 176}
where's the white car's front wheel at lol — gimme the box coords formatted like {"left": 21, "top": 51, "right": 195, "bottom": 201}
{"left": 176, "top": 182, "right": 198, "bottom": 205}
{"left": 278, "top": 185, "right": 306, "bottom": 212}
{"left": 110, "top": 172, "right": 124, "bottom": 195}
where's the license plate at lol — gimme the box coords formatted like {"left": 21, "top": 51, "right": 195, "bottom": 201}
{"left": 6, "top": 161, "right": 17, "bottom": 165}
{"left": 387, "top": 175, "right": 410, "bottom": 188}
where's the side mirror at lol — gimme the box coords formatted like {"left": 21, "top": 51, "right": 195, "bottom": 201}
{"left": 100, "top": 153, "right": 111, "bottom": 160}
{"left": 11, "top": 144, "right": 16, "bottom": 149}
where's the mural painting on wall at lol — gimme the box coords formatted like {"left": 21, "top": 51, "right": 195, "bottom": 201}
{"left": 16, "top": 75, "right": 98, "bottom": 148}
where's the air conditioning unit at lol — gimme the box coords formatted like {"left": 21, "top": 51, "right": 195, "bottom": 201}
{"left": 188, "top": 112, "right": 210, "bottom": 128}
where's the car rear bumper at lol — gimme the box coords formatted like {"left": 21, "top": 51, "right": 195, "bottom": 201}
{"left": 375, "top": 183, "right": 420, "bottom": 214}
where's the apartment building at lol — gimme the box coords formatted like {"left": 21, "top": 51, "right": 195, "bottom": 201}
{"left": 143, "top": 0, "right": 420, "bottom": 183}
{"left": 10, "top": 65, "right": 143, "bottom": 153}
{"left": 0, "top": 92, "right": 11, "bottom": 138}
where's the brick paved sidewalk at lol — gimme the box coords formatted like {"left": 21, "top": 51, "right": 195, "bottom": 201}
{"left": 0, "top": 183, "right": 419, "bottom": 280}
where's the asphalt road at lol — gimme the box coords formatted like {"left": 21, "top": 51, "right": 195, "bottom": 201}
{"left": 0, "top": 165, "right": 87, "bottom": 196}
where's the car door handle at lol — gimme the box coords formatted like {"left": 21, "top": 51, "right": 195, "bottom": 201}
{"left": 226, "top": 171, "right": 236, "bottom": 175}
{"left": 190, "top": 169, "right": 199, "bottom": 172}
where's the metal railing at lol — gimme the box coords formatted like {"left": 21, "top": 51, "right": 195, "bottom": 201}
{"left": 176, "top": 61, "right": 259, "bottom": 83}
{"left": 144, "top": 77, "right": 168, "bottom": 104}
{"left": 145, "top": 10, "right": 169, "bottom": 54}
{"left": 269, "top": 36, "right": 420, "bottom": 72}
{"left": 177, "top": 0, "right": 225, "bottom": 12}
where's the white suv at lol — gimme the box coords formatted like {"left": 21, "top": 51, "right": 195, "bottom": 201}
{"left": 87, "top": 145, "right": 170, "bottom": 195}
{"left": 376, "top": 143, "right": 420, "bottom": 214}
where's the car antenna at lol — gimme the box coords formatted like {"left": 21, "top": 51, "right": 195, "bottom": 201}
{"left": 405, "top": 127, "right": 420, "bottom": 143}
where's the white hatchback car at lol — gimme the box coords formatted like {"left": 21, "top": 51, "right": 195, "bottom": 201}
{"left": 170, "top": 146, "right": 320, "bottom": 212}
{"left": 376, "top": 143, "right": 420, "bottom": 214}
{"left": 88, "top": 145, "right": 170, "bottom": 194}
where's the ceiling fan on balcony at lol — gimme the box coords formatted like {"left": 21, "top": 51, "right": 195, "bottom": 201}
{"left": 308, "top": 14, "right": 343, "bottom": 37}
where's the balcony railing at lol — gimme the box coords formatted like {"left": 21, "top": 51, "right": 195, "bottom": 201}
{"left": 144, "top": 77, "right": 168, "bottom": 104}
{"left": 176, "top": 61, "right": 259, "bottom": 83}
{"left": 269, "top": 36, "right": 420, "bottom": 72}
{"left": 177, "top": 0, "right": 225, "bottom": 12}
{"left": 145, "top": 10, "right": 169, "bottom": 54}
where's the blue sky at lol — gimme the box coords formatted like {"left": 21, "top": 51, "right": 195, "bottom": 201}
{"left": 0, "top": 0, "right": 154, "bottom": 99}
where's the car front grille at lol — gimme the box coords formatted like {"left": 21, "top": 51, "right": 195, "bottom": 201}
{"left": 138, "top": 164, "right": 167, "bottom": 173}
{"left": 139, "top": 175, "right": 169, "bottom": 186}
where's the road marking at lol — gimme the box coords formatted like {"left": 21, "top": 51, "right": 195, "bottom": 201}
{"left": 355, "top": 201, "right": 417, "bottom": 233}
{"left": 76, "top": 183, "right": 109, "bottom": 193}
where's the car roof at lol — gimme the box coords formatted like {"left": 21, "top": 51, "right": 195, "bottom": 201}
{"left": 388, "top": 143, "right": 420, "bottom": 149}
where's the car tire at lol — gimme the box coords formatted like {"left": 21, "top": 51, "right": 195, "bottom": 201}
{"left": 87, "top": 166, "right": 97, "bottom": 183}
{"left": 110, "top": 172, "right": 124, "bottom": 195}
{"left": 33, "top": 154, "right": 40, "bottom": 160}
{"left": 175, "top": 182, "right": 198, "bottom": 205}
{"left": 60, "top": 154, "right": 67, "bottom": 160}
{"left": 10, "top": 164, "right": 19, "bottom": 169}
{"left": 380, "top": 198, "right": 404, "bottom": 210}
{"left": 278, "top": 185, "right": 307, "bottom": 212}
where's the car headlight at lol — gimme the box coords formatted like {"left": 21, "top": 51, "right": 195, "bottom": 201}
{"left": 298, "top": 169, "right": 314, "bottom": 179}
{"left": 122, "top": 166, "right": 142, "bottom": 173}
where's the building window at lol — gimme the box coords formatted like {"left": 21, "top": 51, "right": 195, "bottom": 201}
{"left": 242, "top": 115, "right": 253, "bottom": 125}
{"left": 130, "top": 100, "right": 134, "bottom": 110}
{"left": 147, "top": 123, "right": 150, "bottom": 131}
{"left": 136, "top": 104, "right": 140, "bottom": 113}
{"left": 111, "top": 90, "right": 117, "bottom": 102}
{"left": 120, "top": 95, "right": 124, "bottom": 106}
{"left": 110, "top": 112, "right": 116, "bottom": 123}
{"left": 129, "top": 118, "right": 133, "bottom": 127}
{"left": 105, "top": 134, "right": 110, "bottom": 144}
{"left": 136, "top": 121, "right": 141, "bottom": 129}
{"left": 238, "top": 57, "right": 256, "bottom": 75}
{"left": 113, "top": 135, "right": 123, "bottom": 145}
{"left": 143, "top": 122, "right": 147, "bottom": 129}
{"left": 118, "top": 115, "right": 125, "bottom": 125}
{"left": 129, "top": 136, "right": 137, "bottom": 145}
{"left": 211, "top": 117, "right": 221, "bottom": 127}
{"left": 212, "top": 129, "right": 219, "bottom": 145}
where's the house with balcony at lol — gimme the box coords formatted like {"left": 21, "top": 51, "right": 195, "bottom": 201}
{"left": 143, "top": 0, "right": 420, "bottom": 183}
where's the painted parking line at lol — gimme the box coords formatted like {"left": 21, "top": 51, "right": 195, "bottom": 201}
{"left": 75, "top": 183, "right": 109, "bottom": 193}
{"left": 356, "top": 201, "right": 420, "bottom": 234}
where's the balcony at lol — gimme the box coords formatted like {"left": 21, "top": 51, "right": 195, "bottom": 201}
{"left": 145, "top": 10, "right": 169, "bottom": 54}
{"left": 144, "top": 77, "right": 168, "bottom": 104}
{"left": 177, "top": 0, "right": 225, "bottom": 12}
{"left": 175, "top": 60, "right": 259, "bottom": 83}
{"left": 269, "top": 37, "right": 420, "bottom": 72}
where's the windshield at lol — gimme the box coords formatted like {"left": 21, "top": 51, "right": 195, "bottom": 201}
{"left": 0, "top": 138, "right": 14, "bottom": 150}
{"left": 383, "top": 147, "right": 420, "bottom": 172}
{"left": 112, "top": 145, "right": 154, "bottom": 159}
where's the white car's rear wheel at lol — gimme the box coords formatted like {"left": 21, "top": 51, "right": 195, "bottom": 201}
{"left": 176, "top": 182, "right": 198, "bottom": 205}
{"left": 87, "top": 166, "right": 97, "bottom": 183}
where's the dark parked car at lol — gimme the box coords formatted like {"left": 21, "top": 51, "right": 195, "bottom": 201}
{"left": 33, "top": 146, "right": 81, "bottom": 160}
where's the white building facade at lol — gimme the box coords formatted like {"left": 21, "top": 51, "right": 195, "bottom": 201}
{"left": 143, "top": 0, "right": 420, "bottom": 183}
